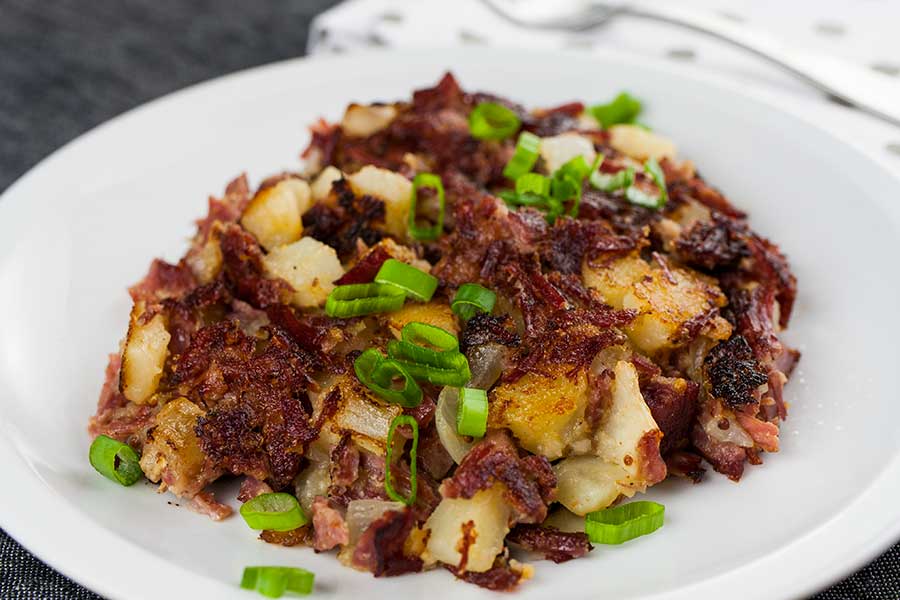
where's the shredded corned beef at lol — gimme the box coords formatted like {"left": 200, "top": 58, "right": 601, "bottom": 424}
{"left": 506, "top": 524, "right": 592, "bottom": 563}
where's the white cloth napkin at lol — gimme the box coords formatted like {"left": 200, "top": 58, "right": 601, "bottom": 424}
{"left": 308, "top": 0, "right": 900, "bottom": 174}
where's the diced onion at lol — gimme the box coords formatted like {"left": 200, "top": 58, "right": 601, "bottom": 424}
{"left": 435, "top": 343, "right": 507, "bottom": 463}
{"left": 346, "top": 499, "right": 405, "bottom": 547}
{"left": 466, "top": 343, "right": 506, "bottom": 390}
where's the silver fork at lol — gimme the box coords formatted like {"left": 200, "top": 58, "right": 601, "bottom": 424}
{"left": 482, "top": 0, "right": 900, "bottom": 129}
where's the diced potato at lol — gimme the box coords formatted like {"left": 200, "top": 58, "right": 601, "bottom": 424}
{"left": 139, "top": 397, "right": 206, "bottom": 496}
{"left": 554, "top": 456, "right": 627, "bottom": 515}
{"left": 241, "top": 178, "right": 312, "bottom": 251}
{"left": 121, "top": 305, "right": 171, "bottom": 404}
{"left": 347, "top": 165, "right": 412, "bottom": 239}
{"left": 622, "top": 263, "right": 729, "bottom": 354}
{"left": 341, "top": 104, "right": 398, "bottom": 138}
{"left": 594, "top": 361, "right": 661, "bottom": 491}
{"left": 185, "top": 232, "right": 222, "bottom": 284}
{"left": 383, "top": 300, "right": 459, "bottom": 338}
{"left": 262, "top": 237, "right": 344, "bottom": 308}
{"left": 424, "top": 485, "right": 510, "bottom": 572}
{"left": 608, "top": 125, "right": 677, "bottom": 161}
{"left": 539, "top": 133, "right": 597, "bottom": 174}
{"left": 489, "top": 367, "right": 590, "bottom": 460}
{"left": 668, "top": 197, "right": 711, "bottom": 229}
{"left": 543, "top": 507, "right": 588, "bottom": 533}
{"left": 322, "top": 375, "right": 403, "bottom": 454}
{"left": 311, "top": 166, "right": 344, "bottom": 202}
{"left": 582, "top": 252, "right": 651, "bottom": 309}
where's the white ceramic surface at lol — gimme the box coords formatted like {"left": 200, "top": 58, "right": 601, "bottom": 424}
{"left": 1, "top": 47, "right": 899, "bottom": 600}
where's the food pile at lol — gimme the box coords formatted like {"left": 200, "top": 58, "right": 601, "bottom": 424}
{"left": 88, "top": 73, "right": 798, "bottom": 593}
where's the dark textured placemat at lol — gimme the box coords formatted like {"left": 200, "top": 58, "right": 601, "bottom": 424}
{"left": 0, "top": 2, "right": 897, "bottom": 599}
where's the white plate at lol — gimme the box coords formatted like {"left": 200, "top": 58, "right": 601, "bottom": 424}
{"left": 2, "top": 47, "right": 900, "bottom": 600}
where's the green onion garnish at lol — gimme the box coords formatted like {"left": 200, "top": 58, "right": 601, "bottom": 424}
{"left": 589, "top": 91, "right": 643, "bottom": 128}
{"left": 451, "top": 283, "right": 497, "bottom": 321}
{"left": 385, "top": 414, "right": 419, "bottom": 506}
{"left": 325, "top": 282, "right": 406, "bottom": 318}
{"left": 374, "top": 259, "right": 438, "bottom": 302}
{"left": 240, "top": 566, "right": 314, "bottom": 598}
{"left": 556, "top": 155, "right": 592, "bottom": 182}
{"left": 386, "top": 323, "right": 471, "bottom": 386}
{"left": 390, "top": 322, "right": 459, "bottom": 364}
{"left": 89, "top": 435, "right": 142, "bottom": 486}
{"left": 624, "top": 158, "right": 668, "bottom": 209}
{"left": 468, "top": 102, "right": 521, "bottom": 140}
{"left": 408, "top": 172, "right": 445, "bottom": 241}
{"left": 239, "top": 493, "right": 308, "bottom": 532}
{"left": 354, "top": 348, "right": 423, "bottom": 408}
{"left": 515, "top": 172, "right": 550, "bottom": 197}
{"left": 386, "top": 357, "right": 472, "bottom": 387}
{"left": 584, "top": 501, "right": 665, "bottom": 545}
{"left": 549, "top": 155, "right": 592, "bottom": 219}
{"left": 456, "top": 387, "right": 488, "bottom": 438}
{"left": 591, "top": 166, "right": 636, "bottom": 193}
{"left": 502, "top": 131, "right": 541, "bottom": 180}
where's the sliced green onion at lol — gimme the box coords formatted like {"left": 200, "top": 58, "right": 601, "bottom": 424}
{"left": 388, "top": 358, "right": 472, "bottom": 387}
{"left": 469, "top": 102, "right": 521, "bottom": 140}
{"left": 556, "top": 155, "right": 592, "bottom": 182}
{"left": 590, "top": 166, "right": 636, "bottom": 193}
{"left": 325, "top": 283, "right": 405, "bottom": 318}
{"left": 451, "top": 283, "right": 496, "bottom": 321}
{"left": 585, "top": 501, "right": 665, "bottom": 545}
{"left": 240, "top": 493, "right": 308, "bottom": 532}
{"left": 456, "top": 387, "right": 488, "bottom": 438}
{"left": 515, "top": 173, "right": 550, "bottom": 197}
{"left": 385, "top": 415, "right": 418, "bottom": 506}
{"left": 624, "top": 158, "right": 668, "bottom": 209}
{"left": 241, "top": 566, "right": 314, "bottom": 598}
{"left": 354, "top": 348, "right": 423, "bottom": 408}
{"left": 408, "top": 172, "right": 445, "bottom": 241}
{"left": 374, "top": 259, "right": 438, "bottom": 302}
{"left": 502, "top": 131, "right": 541, "bottom": 180}
{"left": 589, "top": 91, "right": 643, "bottom": 128}
{"left": 388, "top": 340, "right": 469, "bottom": 370}
{"left": 390, "top": 322, "right": 459, "bottom": 364}
{"left": 89, "top": 435, "right": 142, "bottom": 486}
{"left": 550, "top": 173, "right": 580, "bottom": 203}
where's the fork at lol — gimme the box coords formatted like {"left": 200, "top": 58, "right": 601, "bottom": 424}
{"left": 481, "top": 0, "right": 900, "bottom": 129}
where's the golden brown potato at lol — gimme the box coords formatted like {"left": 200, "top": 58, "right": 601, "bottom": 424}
{"left": 316, "top": 374, "right": 404, "bottom": 455}
{"left": 184, "top": 230, "right": 222, "bottom": 285}
{"left": 594, "top": 360, "right": 664, "bottom": 493}
{"left": 346, "top": 165, "right": 412, "bottom": 239}
{"left": 608, "top": 125, "right": 677, "bottom": 161}
{"left": 424, "top": 485, "right": 510, "bottom": 572}
{"left": 120, "top": 304, "right": 170, "bottom": 404}
{"left": 341, "top": 104, "right": 398, "bottom": 138}
{"left": 240, "top": 178, "right": 312, "bottom": 251}
{"left": 311, "top": 166, "right": 344, "bottom": 202}
{"left": 553, "top": 456, "right": 626, "bottom": 515}
{"left": 139, "top": 397, "right": 206, "bottom": 496}
{"left": 622, "top": 263, "right": 730, "bottom": 354}
{"left": 489, "top": 367, "right": 590, "bottom": 459}
{"left": 262, "top": 237, "right": 344, "bottom": 308}
{"left": 582, "top": 252, "right": 651, "bottom": 309}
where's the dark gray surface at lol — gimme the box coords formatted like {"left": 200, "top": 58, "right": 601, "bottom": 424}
{"left": 0, "top": 2, "right": 897, "bottom": 598}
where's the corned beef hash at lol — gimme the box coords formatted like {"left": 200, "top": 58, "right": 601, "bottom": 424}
{"left": 88, "top": 73, "right": 798, "bottom": 595}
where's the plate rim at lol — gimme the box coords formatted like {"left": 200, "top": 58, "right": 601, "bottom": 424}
{"left": 2, "top": 45, "right": 900, "bottom": 600}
